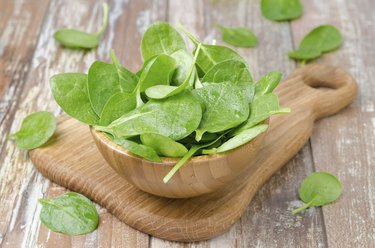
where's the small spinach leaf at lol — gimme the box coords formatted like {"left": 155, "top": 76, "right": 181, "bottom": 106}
{"left": 141, "top": 21, "right": 186, "bottom": 61}
{"left": 113, "top": 138, "right": 161, "bottom": 162}
{"left": 109, "top": 50, "right": 139, "bottom": 93}
{"left": 140, "top": 133, "right": 188, "bottom": 157}
{"left": 194, "top": 82, "right": 249, "bottom": 141}
{"left": 292, "top": 172, "right": 342, "bottom": 214}
{"left": 178, "top": 23, "right": 246, "bottom": 74}
{"left": 171, "top": 49, "right": 195, "bottom": 86}
{"left": 54, "top": 3, "right": 109, "bottom": 49}
{"left": 39, "top": 192, "right": 99, "bottom": 235}
{"left": 232, "top": 93, "right": 290, "bottom": 136}
{"left": 99, "top": 92, "right": 136, "bottom": 126}
{"left": 255, "top": 71, "right": 282, "bottom": 96}
{"left": 289, "top": 25, "right": 343, "bottom": 61}
{"left": 7, "top": 111, "right": 56, "bottom": 150}
{"left": 50, "top": 73, "right": 99, "bottom": 125}
{"left": 261, "top": 0, "right": 303, "bottom": 22}
{"left": 219, "top": 25, "right": 257, "bottom": 48}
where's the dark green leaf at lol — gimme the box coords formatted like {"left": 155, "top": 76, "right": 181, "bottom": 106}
{"left": 141, "top": 21, "right": 186, "bottom": 61}
{"left": 53, "top": 3, "right": 109, "bottom": 49}
{"left": 113, "top": 138, "right": 161, "bottom": 162}
{"left": 7, "top": 111, "right": 56, "bottom": 150}
{"left": 292, "top": 172, "right": 342, "bottom": 214}
{"left": 289, "top": 25, "right": 343, "bottom": 60}
{"left": 39, "top": 192, "right": 99, "bottom": 235}
{"left": 140, "top": 133, "right": 188, "bottom": 157}
{"left": 50, "top": 73, "right": 99, "bottom": 125}
{"left": 219, "top": 25, "right": 257, "bottom": 48}
{"left": 261, "top": 0, "right": 303, "bottom": 22}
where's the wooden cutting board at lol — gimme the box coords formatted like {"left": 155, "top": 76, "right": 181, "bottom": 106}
{"left": 29, "top": 64, "right": 357, "bottom": 242}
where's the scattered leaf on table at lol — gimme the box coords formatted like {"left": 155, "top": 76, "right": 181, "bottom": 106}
{"left": 219, "top": 25, "right": 257, "bottom": 48}
{"left": 261, "top": 0, "right": 303, "bottom": 21}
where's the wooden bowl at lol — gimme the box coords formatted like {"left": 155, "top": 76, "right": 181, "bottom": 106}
{"left": 91, "top": 126, "right": 268, "bottom": 198}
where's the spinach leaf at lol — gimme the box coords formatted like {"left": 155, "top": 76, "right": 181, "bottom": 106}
{"left": 99, "top": 92, "right": 136, "bottom": 126}
{"left": 145, "top": 44, "right": 201, "bottom": 100}
{"left": 50, "top": 73, "right": 99, "bottom": 125}
{"left": 232, "top": 93, "right": 290, "bottom": 136}
{"left": 261, "top": 0, "right": 303, "bottom": 22}
{"left": 95, "top": 91, "right": 202, "bottom": 140}
{"left": 113, "top": 138, "right": 161, "bottom": 162}
{"left": 141, "top": 21, "right": 186, "bottom": 61}
{"left": 255, "top": 71, "right": 282, "bottom": 96}
{"left": 140, "top": 133, "right": 188, "bottom": 157}
{"left": 109, "top": 50, "right": 139, "bottom": 93}
{"left": 292, "top": 172, "right": 342, "bottom": 214}
{"left": 7, "top": 111, "right": 56, "bottom": 150}
{"left": 54, "top": 3, "right": 109, "bottom": 49}
{"left": 204, "top": 124, "right": 268, "bottom": 154}
{"left": 178, "top": 23, "right": 246, "bottom": 74}
{"left": 171, "top": 49, "right": 195, "bottom": 86}
{"left": 289, "top": 25, "right": 343, "bottom": 61}
{"left": 219, "top": 25, "right": 257, "bottom": 48}
{"left": 137, "top": 54, "right": 177, "bottom": 92}
{"left": 194, "top": 82, "right": 249, "bottom": 141}
{"left": 39, "top": 192, "right": 99, "bottom": 235}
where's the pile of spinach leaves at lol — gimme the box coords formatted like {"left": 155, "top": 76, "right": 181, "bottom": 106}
{"left": 50, "top": 21, "right": 290, "bottom": 183}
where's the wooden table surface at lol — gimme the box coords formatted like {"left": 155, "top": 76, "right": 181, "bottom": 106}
{"left": 0, "top": 0, "right": 374, "bottom": 247}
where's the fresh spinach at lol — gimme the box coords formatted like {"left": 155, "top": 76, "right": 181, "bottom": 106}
{"left": 261, "top": 0, "right": 303, "bottom": 22}
{"left": 194, "top": 82, "right": 249, "bottom": 141}
{"left": 50, "top": 21, "right": 290, "bottom": 183}
{"left": 140, "top": 133, "right": 188, "bottom": 157}
{"left": 141, "top": 21, "right": 186, "bottom": 61}
{"left": 39, "top": 192, "right": 99, "bottom": 235}
{"left": 219, "top": 25, "right": 257, "bottom": 48}
{"left": 50, "top": 73, "right": 99, "bottom": 125}
{"left": 178, "top": 23, "right": 246, "bottom": 74}
{"left": 113, "top": 138, "right": 161, "bottom": 162}
{"left": 289, "top": 25, "right": 343, "bottom": 61}
{"left": 54, "top": 3, "right": 109, "bottom": 49}
{"left": 292, "top": 172, "right": 342, "bottom": 214}
{"left": 7, "top": 111, "right": 56, "bottom": 150}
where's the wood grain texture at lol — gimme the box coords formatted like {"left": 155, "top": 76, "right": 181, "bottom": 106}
{"left": 29, "top": 64, "right": 357, "bottom": 242}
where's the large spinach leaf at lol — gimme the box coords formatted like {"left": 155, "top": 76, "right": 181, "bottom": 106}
{"left": 50, "top": 73, "right": 99, "bottom": 125}
{"left": 141, "top": 21, "right": 186, "bottom": 61}
{"left": 99, "top": 92, "right": 136, "bottom": 126}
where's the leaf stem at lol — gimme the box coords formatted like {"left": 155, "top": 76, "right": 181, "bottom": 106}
{"left": 291, "top": 199, "right": 314, "bottom": 215}
{"left": 95, "top": 2, "right": 109, "bottom": 37}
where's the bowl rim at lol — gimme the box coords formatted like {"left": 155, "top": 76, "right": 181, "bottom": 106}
{"left": 90, "top": 119, "right": 269, "bottom": 165}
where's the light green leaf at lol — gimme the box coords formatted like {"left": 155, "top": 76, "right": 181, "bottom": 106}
{"left": 140, "top": 133, "right": 188, "bottom": 157}
{"left": 99, "top": 92, "right": 136, "bottom": 126}
{"left": 219, "top": 25, "right": 257, "bottom": 48}
{"left": 50, "top": 73, "right": 99, "bottom": 125}
{"left": 113, "top": 138, "right": 161, "bottom": 162}
{"left": 261, "top": 0, "right": 302, "bottom": 22}
{"left": 255, "top": 71, "right": 282, "bottom": 97}
{"left": 8, "top": 111, "right": 56, "bottom": 150}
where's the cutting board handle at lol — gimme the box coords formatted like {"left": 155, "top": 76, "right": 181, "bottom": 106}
{"left": 290, "top": 64, "right": 358, "bottom": 120}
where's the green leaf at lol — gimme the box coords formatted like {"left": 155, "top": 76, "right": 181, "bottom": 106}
{"left": 50, "top": 73, "right": 99, "bottom": 125}
{"left": 8, "top": 111, "right": 56, "bottom": 150}
{"left": 99, "top": 92, "right": 136, "bottom": 126}
{"left": 216, "top": 124, "right": 268, "bottom": 153}
{"left": 39, "top": 192, "right": 99, "bottom": 235}
{"left": 194, "top": 82, "right": 249, "bottom": 141}
{"left": 140, "top": 133, "right": 188, "bottom": 157}
{"left": 95, "top": 90, "right": 202, "bottom": 140}
{"left": 109, "top": 50, "right": 139, "bottom": 93}
{"left": 113, "top": 138, "right": 161, "bottom": 162}
{"left": 261, "top": 0, "right": 303, "bottom": 22}
{"left": 292, "top": 172, "right": 342, "bottom": 214}
{"left": 255, "top": 71, "right": 282, "bottom": 96}
{"left": 141, "top": 21, "right": 186, "bottom": 61}
{"left": 170, "top": 49, "right": 195, "bottom": 86}
{"left": 219, "top": 25, "right": 257, "bottom": 48}
{"left": 137, "top": 54, "right": 177, "bottom": 92}
{"left": 232, "top": 93, "right": 290, "bottom": 136}
{"left": 53, "top": 3, "right": 109, "bottom": 49}
{"left": 178, "top": 23, "right": 246, "bottom": 74}
{"left": 289, "top": 25, "right": 343, "bottom": 60}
